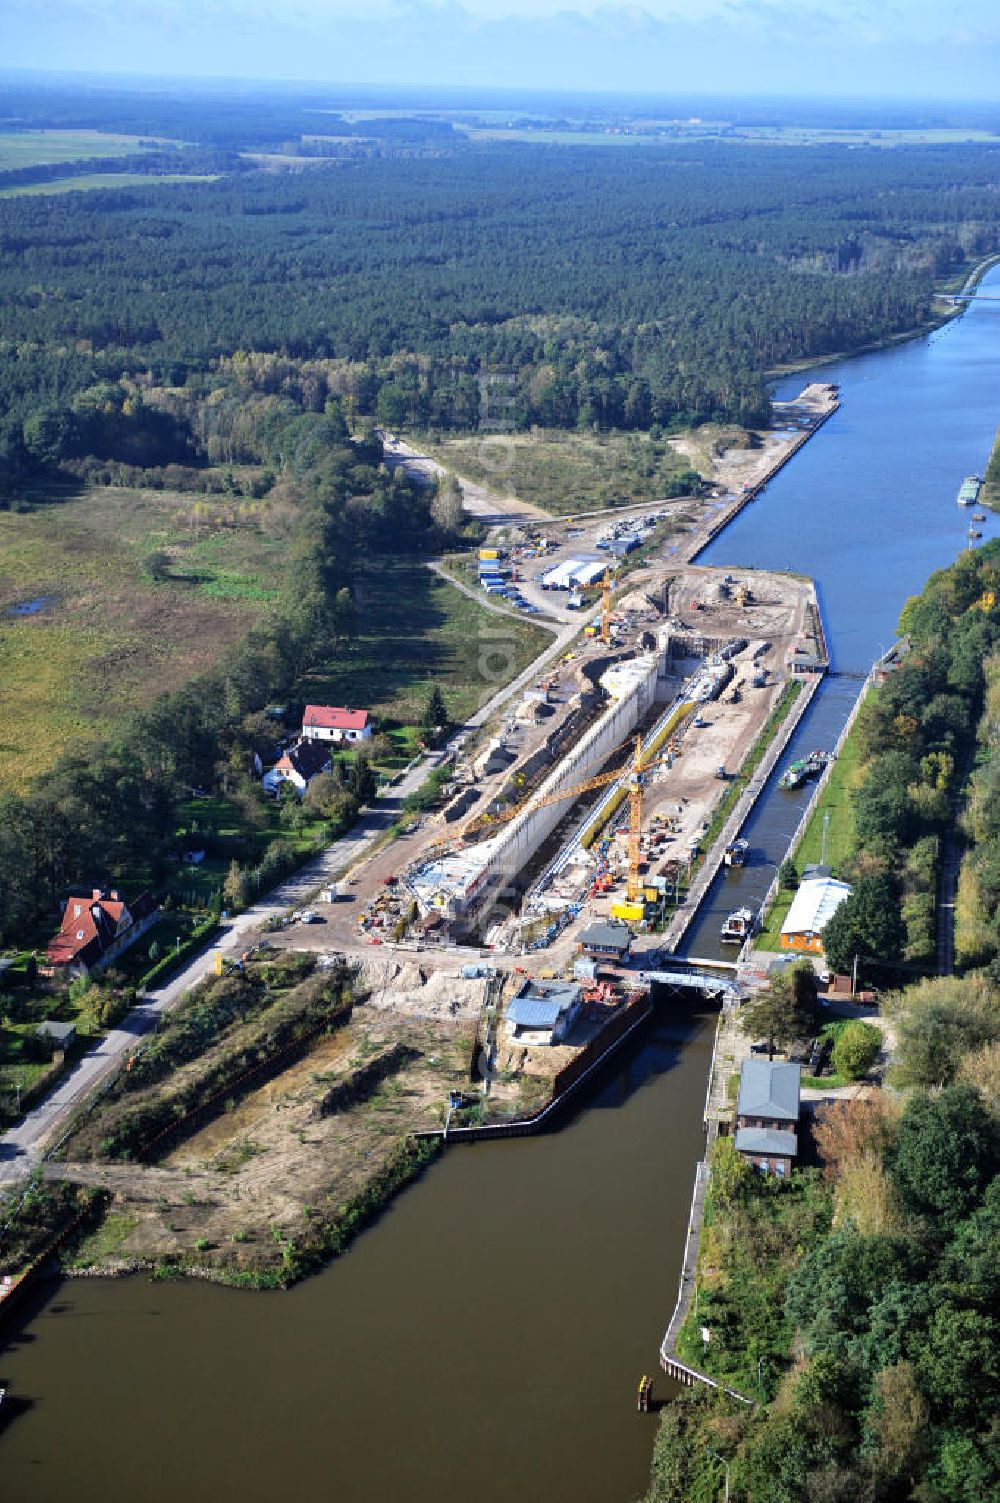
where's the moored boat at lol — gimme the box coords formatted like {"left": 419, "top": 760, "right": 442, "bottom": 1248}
{"left": 724, "top": 838, "right": 749, "bottom": 867}
{"left": 778, "top": 758, "right": 809, "bottom": 791}
{"left": 720, "top": 906, "right": 755, "bottom": 943}
{"left": 779, "top": 750, "right": 829, "bottom": 790}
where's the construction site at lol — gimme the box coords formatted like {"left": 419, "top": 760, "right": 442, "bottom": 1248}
{"left": 293, "top": 561, "right": 825, "bottom": 967}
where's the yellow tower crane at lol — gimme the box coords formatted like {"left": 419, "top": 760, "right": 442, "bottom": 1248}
{"left": 462, "top": 725, "right": 688, "bottom": 902}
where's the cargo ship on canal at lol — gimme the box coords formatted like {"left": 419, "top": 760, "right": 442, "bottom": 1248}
{"left": 957, "top": 474, "right": 982, "bottom": 506}
{"left": 777, "top": 749, "right": 829, "bottom": 791}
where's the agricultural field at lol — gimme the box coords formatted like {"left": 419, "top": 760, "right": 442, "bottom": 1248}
{"left": 0, "top": 484, "right": 277, "bottom": 790}
{"left": 457, "top": 121, "right": 1000, "bottom": 150}
{"left": 0, "top": 129, "right": 167, "bottom": 169}
{"left": 417, "top": 428, "right": 702, "bottom": 514}
{"left": 0, "top": 172, "right": 219, "bottom": 197}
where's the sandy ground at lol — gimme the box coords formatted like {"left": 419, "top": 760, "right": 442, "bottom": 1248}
{"left": 56, "top": 1007, "right": 475, "bottom": 1277}
{"left": 670, "top": 427, "right": 790, "bottom": 494}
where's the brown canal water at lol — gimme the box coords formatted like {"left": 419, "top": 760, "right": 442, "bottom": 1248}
{"left": 0, "top": 999, "right": 716, "bottom": 1503}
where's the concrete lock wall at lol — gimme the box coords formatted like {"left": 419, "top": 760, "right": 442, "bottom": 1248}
{"left": 479, "top": 653, "right": 659, "bottom": 897}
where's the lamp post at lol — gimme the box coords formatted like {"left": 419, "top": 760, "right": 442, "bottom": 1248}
{"left": 706, "top": 1447, "right": 731, "bottom": 1503}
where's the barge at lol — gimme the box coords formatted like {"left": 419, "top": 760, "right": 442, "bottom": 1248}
{"left": 957, "top": 475, "right": 982, "bottom": 507}
{"left": 778, "top": 749, "right": 829, "bottom": 792}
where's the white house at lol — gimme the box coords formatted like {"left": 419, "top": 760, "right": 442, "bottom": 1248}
{"left": 301, "top": 705, "right": 372, "bottom": 744}
{"left": 262, "top": 738, "right": 332, "bottom": 795}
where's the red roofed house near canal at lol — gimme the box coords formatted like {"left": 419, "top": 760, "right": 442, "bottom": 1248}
{"left": 301, "top": 704, "right": 372, "bottom": 744}
{"left": 46, "top": 888, "right": 159, "bottom": 978}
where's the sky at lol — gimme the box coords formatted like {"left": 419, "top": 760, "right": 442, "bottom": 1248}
{"left": 6, "top": 0, "right": 1000, "bottom": 100}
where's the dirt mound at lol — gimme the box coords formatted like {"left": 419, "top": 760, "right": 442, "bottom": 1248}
{"left": 355, "top": 956, "right": 483, "bottom": 1019}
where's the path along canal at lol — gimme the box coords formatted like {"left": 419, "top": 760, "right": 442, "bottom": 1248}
{"left": 3, "top": 273, "right": 1000, "bottom": 1503}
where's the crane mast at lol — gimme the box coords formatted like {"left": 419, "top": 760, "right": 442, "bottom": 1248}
{"left": 627, "top": 734, "right": 646, "bottom": 902}
{"left": 460, "top": 719, "right": 689, "bottom": 901}
{"left": 600, "top": 567, "right": 613, "bottom": 645}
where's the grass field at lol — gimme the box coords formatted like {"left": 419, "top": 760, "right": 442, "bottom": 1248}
{"left": 755, "top": 706, "right": 868, "bottom": 948}
{"left": 0, "top": 172, "right": 219, "bottom": 198}
{"left": 304, "top": 560, "right": 550, "bottom": 728}
{"left": 1, "top": 481, "right": 547, "bottom": 788}
{"left": 417, "top": 428, "right": 701, "bottom": 514}
{"left": 0, "top": 485, "right": 276, "bottom": 790}
{"left": 0, "top": 130, "right": 167, "bottom": 170}
{"left": 792, "top": 723, "right": 865, "bottom": 875}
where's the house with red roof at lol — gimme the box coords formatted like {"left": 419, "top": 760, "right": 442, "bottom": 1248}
{"left": 46, "top": 888, "right": 159, "bottom": 978}
{"left": 301, "top": 704, "right": 372, "bottom": 745}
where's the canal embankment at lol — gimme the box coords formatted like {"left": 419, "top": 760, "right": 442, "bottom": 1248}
{"left": 752, "top": 649, "right": 886, "bottom": 947}
{"left": 676, "top": 387, "right": 840, "bottom": 568}
{"left": 665, "top": 662, "right": 826, "bottom": 955}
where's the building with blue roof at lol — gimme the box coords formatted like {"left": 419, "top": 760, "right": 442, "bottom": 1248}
{"left": 506, "top": 979, "right": 582, "bottom": 1046}
{"left": 734, "top": 1057, "right": 801, "bottom": 1177}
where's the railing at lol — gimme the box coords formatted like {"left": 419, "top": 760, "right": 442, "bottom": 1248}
{"left": 658, "top": 1158, "right": 754, "bottom": 1404}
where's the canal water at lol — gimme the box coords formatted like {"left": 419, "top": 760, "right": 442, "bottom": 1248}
{"left": 685, "top": 268, "right": 1000, "bottom": 956}
{"left": 2, "top": 273, "right": 1000, "bottom": 1503}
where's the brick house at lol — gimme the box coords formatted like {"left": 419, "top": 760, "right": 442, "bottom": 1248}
{"left": 46, "top": 888, "right": 159, "bottom": 979}
{"left": 301, "top": 705, "right": 372, "bottom": 744}
{"left": 734, "top": 1058, "right": 801, "bottom": 1177}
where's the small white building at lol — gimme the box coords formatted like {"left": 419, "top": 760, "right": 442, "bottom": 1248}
{"left": 780, "top": 876, "right": 852, "bottom": 955}
{"left": 506, "top": 980, "right": 583, "bottom": 1047}
{"left": 301, "top": 705, "right": 372, "bottom": 744}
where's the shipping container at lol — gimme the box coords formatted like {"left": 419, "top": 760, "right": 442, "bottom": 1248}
{"left": 479, "top": 548, "right": 500, "bottom": 560}
{"left": 610, "top": 899, "right": 645, "bottom": 922}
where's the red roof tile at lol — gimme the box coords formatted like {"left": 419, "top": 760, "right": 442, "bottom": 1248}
{"left": 303, "top": 704, "right": 369, "bottom": 732}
